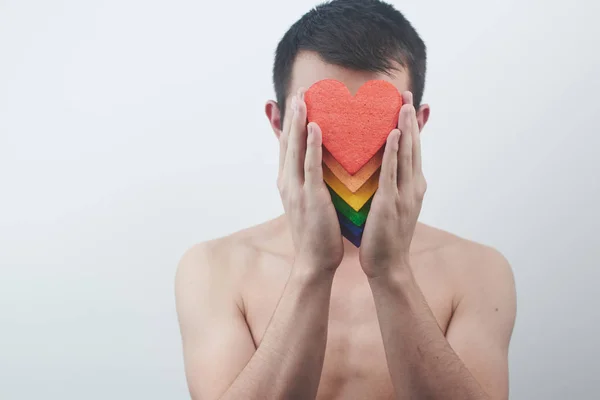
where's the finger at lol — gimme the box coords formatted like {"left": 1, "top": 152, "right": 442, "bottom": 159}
{"left": 398, "top": 104, "right": 414, "bottom": 186}
{"left": 379, "top": 129, "right": 400, "bottom": 193}
{"left": 278, "top": 103, "right": 291, "bottom": 178}
{"left": 304, "top": 122, "right": 324, "bottom": 187}
{"left": 284, "top": 88, "right": 308, "bottom": 184}
{"left": 411, "top": 108, "right": 423, "bottom": 177}
{"left": 401, "top": 91, "right": 422, "bottom": 175}
{"left": 402, "top": 91, "right": 414, "bottom": 107}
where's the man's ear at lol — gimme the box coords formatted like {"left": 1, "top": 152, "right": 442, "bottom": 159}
{"left": 265, "top": 100, "right": 282, "bottom": 139}
{"left": 416, "top": 103, "right": 430, "bottom": 133}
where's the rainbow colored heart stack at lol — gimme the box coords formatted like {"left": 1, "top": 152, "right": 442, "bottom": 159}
{"left": 305, "top": 79, "right": 403, "bottom": 247}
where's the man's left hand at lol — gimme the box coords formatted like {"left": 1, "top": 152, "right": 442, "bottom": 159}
{"left": 359, "top": 91, "right": 427, "bottom": 278}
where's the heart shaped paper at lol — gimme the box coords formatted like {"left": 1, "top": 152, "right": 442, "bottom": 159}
{"left": 305, "top": 79, "right": 402, "bottom": 175}
{"left": 323, "top": 163, "right": 379, "bottom": 211}
{"left": 337, "top": 211, "right": 364, "bottom": 247}
{"left": 322, "top": 147, "right": 383, "bottom": 193}
{"left": 328, "top": 186, "right": 371, "bottom": 227}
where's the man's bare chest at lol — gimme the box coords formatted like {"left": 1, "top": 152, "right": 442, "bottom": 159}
{"left": 241, "top": 257, "right": 455, "bottom": 399}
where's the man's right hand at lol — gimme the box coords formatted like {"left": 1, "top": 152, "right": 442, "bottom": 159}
{"left": 277, "top": 88, "right": 344, "bottom": 273}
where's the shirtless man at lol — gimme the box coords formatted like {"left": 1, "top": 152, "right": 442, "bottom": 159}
{"left": 175, "top": 1, "right": 517, "bottom": 399}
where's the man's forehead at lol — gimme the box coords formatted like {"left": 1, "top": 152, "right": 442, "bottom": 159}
{"left": 288, "top": 51, "right": 410, "bottom": 102}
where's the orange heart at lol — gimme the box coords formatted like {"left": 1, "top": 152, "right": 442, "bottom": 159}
{"left": 305, "top": 79, "right": 402, "bottom": 175}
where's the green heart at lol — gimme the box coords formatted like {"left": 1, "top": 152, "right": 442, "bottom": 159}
{"left": 328, "top": 186, "right": 372, "bottom": 227}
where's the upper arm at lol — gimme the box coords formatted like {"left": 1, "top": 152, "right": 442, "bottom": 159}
{"left": 175, "top": 243, "right": 256, "bottom": 400}
{"left": 445, "top": 247, "right": 517, "bottom": 400}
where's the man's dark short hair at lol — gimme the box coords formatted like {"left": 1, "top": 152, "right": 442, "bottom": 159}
{"left": 273, "top": 0, "right": 427, "bottom": 124}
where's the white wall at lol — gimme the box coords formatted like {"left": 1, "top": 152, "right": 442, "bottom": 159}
{"left": 1, "top": 0, "right": 599, "bottom": 398}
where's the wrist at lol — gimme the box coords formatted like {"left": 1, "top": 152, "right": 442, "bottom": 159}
{"left": 367, "top": 264, "right": 424, "bottom": 318}
{"left": 362, "top": 252, "right": 411, "bottom": 278}
{"left": 291, "top": 258, "right": 337, "bottom": 284}
{"left": 294, "top": 250, "right": 341, "bottom": 273}
{"left": 366, "top": 260, "right": 415, "bottom": 288}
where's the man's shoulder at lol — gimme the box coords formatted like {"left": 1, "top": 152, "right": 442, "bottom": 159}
{"left": 416, "top": 223, "right": 514, "bottom": 285}
{"left": 175, "top": 217, "right": 290, "bottom": 287}
{"left": 176, "top": 229, "right": 257, "bottom": 281}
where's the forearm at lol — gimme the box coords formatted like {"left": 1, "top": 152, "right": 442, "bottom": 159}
{"left": 221, "top": 263, "right": 334, "bottom": 400}
{"left": 368, "top": 267, "right": 489, "bottom": 400}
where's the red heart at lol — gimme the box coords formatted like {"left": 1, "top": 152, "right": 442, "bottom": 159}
{"left": 304, "top": 79, "right": 402, "bottom": 175}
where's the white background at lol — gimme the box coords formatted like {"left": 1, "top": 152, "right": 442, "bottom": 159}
{"left": 1, "top": 0, "right": 599, "bottom": 399}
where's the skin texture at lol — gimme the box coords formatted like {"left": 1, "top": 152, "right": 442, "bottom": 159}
{"left": 175, "top": 51, "right": 517, "bottom": 400}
